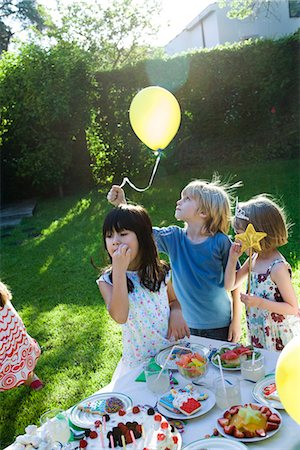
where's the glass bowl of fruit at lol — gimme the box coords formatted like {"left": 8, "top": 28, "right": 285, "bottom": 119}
{"left": 176, "top": 351, "right": 209, "bottom": 384}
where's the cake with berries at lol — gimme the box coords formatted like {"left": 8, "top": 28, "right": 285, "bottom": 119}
{"left": 78, "top": 406, "right": 181, "bottom": 449}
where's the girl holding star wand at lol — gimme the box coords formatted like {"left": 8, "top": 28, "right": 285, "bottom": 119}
{"left": 225, "top": 195, "right": 300, "bottom": 351}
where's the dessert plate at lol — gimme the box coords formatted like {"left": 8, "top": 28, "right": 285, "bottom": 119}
{"left": 69, "top": 392, "right": 132, "bottom": 428}
{"left": 183, "top": 437, "right": 248, "bottom": 449}
{"left": 252, "top": 374, "right": 284, "bottom": 409}
{"left": 216, "top": 404, "right": 282, "bottom": 443}
{"left": 157, "top": 387, "right": 215, "bottom": 420}
{"left": 211, "top": 345, "right": 260, "bottom": 371}
{"left": 155, "top": 343, "right": 210, "bottom": 371}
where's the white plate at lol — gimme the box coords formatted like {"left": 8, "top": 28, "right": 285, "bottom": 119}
{"left": 252, "top": 374, "right": 284, "bottom": 409}
{"left": 216, "top": 404, "right": 282, "bottom": 443}
{"left": 157, "top": 387, "right": 216, "bottom": 420}
{"left": 69, "top": 392, "right": 133, "bottom": 428}
{"left": 155, "top": 344, "right": 210, "bottom": 371}
{"left": 183, "top": 437, "right": 248, "bottom": 449}
{"left": 211, "top": 345, "right": 261, "bottom": 371}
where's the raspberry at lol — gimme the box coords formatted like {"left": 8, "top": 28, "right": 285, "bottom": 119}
{"left": 118, "top": 409, "right": 126, "bottom": 416}
{"left": 89, "top": 430, "right": 98, "bottom": 439}
{"left": 132, "top": 406, "right": 140, "bottom": 414}
{"left": 157, "top": 433, "right": 166, "bottom": 441}
{"left": 161, "top": 422, "right": 169, "bottom": 429}
{"left": 79, "top": 439, "right": 88, "bottom": 448}
{"left": 94, "top": 420, "right": 101, "bottom": 428}
{"left": 154, "top": 414, "right": 162, "bottom": 422}
{"left": 172, "top": 436, "right": 179, "bottom": 444}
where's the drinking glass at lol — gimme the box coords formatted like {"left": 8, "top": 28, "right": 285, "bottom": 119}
{"left": 213, "top": 376, "right": 241, "bottom": 410}
{"left": 144, "top": 363, "right": 170, "bottom": 404}
{"left": 241, "top": 355, "right": 265, "bottom": 382}
{"left": 40, "top": 408, "right": 71, "bottom": 445}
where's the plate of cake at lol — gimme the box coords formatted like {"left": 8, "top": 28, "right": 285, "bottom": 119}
{"left": 70, "top": 405, "right": 182, "bottom": 449}
{"left": 157, "top": 384, "right": 215, "bottom": 420}
{"left": 252, "top": 374, "right": 284, "bottom": 409}
{"left": 69, "top": 392, "right": 133, "bottom": 428}
{"left": 211, "top": 345, "right": 261, "bottom": 371}
{"left": 216, "top": 403, "right": 282, "bottom": 442}
{"left": 155, "top": 344, "right": 210, "bottom": 371}
{"left": 182, "top": 437, "right": 248, "bottom": 449}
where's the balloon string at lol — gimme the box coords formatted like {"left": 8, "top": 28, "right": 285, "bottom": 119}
{"left": 119, "top": 153, "right": 161, "bottom": 192}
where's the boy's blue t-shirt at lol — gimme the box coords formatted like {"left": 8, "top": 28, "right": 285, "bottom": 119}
{"left": 153, "top": 226, "right": 232, "bottom": 329}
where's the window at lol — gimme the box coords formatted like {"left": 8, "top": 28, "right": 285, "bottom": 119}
{"left": 289, "top": 0, "right": 300, "bottom": 17}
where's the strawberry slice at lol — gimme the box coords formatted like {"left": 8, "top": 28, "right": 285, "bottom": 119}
{"left": 229, "top": 406, "right": 239, "bottom": 415}
{"left": 266, "top": 421, "right": 279, "bottom": 431}
{"left": 224, "top": 424, "right": 235, "bottom": 435}
{"left": 243, "top": 430, "right": 255, "bottom": 438}
{"left": 223, "top": 410, "right": 232, "bottom": 419}
{"left": 268, "top": 414, "right": 281, "bottom": 424}
{"left": 218, "top": 418, "right": 229, "bottom": 427}
{"left": 256, "top": 428, "right": 266, "bottom": 437}
{"left": 233, "top": 428, "right": 245, "bottom": 438}
{"left": 249, "top": 403, "right": 260, "bottom": 410}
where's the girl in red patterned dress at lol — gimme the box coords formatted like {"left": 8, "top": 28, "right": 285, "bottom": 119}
{"left": 0, "top": 281, "right": 43, "bottom": 391}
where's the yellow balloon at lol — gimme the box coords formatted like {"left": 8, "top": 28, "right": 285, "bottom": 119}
{"left": 129, "top": 86, "right": 181, "bottom": 151}
{"left": 275, "top": 336, "right": 300, "bottom": 424}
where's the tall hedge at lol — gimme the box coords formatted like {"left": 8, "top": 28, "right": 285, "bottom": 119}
{"left": 0, "top": 33, "right": 298, "bottom": 201}
{"left": 91, "top": 33, "right": 299, "bottom": 183}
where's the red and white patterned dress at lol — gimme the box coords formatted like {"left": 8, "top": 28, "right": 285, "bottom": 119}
{"left": 0, "top": 302, "right": 41, "bottom": 391}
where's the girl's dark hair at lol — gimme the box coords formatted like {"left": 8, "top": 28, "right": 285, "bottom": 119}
{"left": 102, "top": 204, "right": 169, "bottom": 292}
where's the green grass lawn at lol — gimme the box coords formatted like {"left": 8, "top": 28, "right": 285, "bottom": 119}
{"left": 1, "top": 158, "right": 299, "bottom": 448}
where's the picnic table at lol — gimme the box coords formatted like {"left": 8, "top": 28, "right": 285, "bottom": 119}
{"left": 6, "top": 336, "right": 300, "bottom": 449}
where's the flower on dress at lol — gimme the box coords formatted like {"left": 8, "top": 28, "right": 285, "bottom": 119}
{"left": 275, "top": 338, "right": 284, "bottom": 351}
{"left": 258, "top": 274, "right": 267, "bottom": 283}
{"left": 265, "top": 326, "right": 270, "bottom": 337}
{"left": 251, "top": 335, "right": 263, "bottom": 348}
{"left": 274, "top": 288, "right": 284, "bottom": 302}
{"left": 271, "top": 313, "right": 285, "bottom": 323}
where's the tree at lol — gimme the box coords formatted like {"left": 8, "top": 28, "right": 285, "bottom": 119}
{"left": 218, "top": 0, "right": 281, "bottom": 20}
{"left": 47, "top": 0, "right": 162, "bottom": 70}
{"left": 0, "top": 0, "right": 45, "bottom": 52}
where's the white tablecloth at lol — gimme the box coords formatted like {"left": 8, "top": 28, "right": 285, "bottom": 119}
{"left": 6, "top": 336, "right": 300, "bottom": 450}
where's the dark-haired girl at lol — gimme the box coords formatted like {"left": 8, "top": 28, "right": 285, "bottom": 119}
{"left": 97, "top": 204, "right": 190, "bottom": 369}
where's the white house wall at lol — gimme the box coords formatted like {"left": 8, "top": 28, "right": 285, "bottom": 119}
{"left": 165, "top": 0, "right": 300, "bottom": 56}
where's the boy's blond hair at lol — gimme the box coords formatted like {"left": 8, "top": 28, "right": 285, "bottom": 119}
{"left": 182, "top": 178, "right": 232, "bottom": 235}
{"left": 233, "top": 195, "right": 289, "bottom": 252}
{"left": 0, "top": 281, "right": 12, "bottom": 307}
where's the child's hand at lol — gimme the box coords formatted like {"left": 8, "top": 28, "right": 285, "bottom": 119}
{"left": 107, "top": 185, "right": 126, "bottom": 206}
{"left": 241, "top": 293, "right": 262, "bottom": 308}
{"left": 167, "top": 309, "right": 190, "bottom": 341}
{"left": 111, "top": 244, "right": 131, "bottom": 272}
{"left": 230, "top": 241, "right": 243, "bottom": 259}
{"left": 228, "top": 320, "right": 241, "bottom": 343}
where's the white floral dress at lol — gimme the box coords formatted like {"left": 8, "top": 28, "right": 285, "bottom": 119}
{"left": 97, "top": 271, "right": 173, "bottom": 367}
{"left": 247, "top": 259, "right": 300, "bottom": 351}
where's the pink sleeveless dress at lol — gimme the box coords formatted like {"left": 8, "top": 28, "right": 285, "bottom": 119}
{"left": 0, "top": 303, "right": 41, "bottom": 391}
{"left": 247, "top": 259, "right": 300, "bottom": 351}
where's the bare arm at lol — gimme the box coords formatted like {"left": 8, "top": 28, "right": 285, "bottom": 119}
{"left": 228, "top": 287, "right": 242, "bottom": 343}
{"left": 107, "top": 185, "right": 127, "bottom": 206}
{"left": 225, "top": 242, "right": 251, "bottom": 290}
{"left": 241, "top": 263, "right": 299, "bottom": 315}
{"left": 98, "top": 244, "right": 131, "bottom": 323}
{"left": 167, "top": 280, "right": 190, "bottom": 340}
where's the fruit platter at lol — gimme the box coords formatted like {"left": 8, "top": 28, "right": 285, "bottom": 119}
{"left": 216, "top": 403, "right": 282, "bottom": 442}
{"left": 211, "top": 345, "right": 260, "bottom": 370}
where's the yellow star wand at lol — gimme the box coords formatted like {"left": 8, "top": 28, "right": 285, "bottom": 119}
{"left": 235, "top": 223, "right": 267, "bottom": 294}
